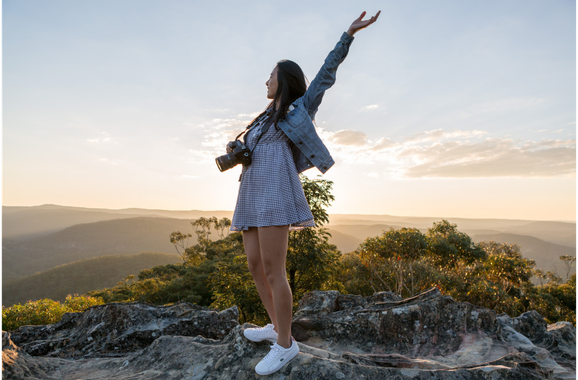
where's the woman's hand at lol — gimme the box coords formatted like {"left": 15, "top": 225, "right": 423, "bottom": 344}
{"left": 226, "top": 142, "right": 234, "bottom": 154}
{"left": 347, "top": 11, "right": 380, "bottom": 36}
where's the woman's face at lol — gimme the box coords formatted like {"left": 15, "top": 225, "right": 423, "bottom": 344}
{"left": 266, "top": 66, "right": 279, "bottom": 99}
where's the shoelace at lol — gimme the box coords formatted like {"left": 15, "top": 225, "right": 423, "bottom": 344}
{"left": 262, "top": 344, "right": 283, "bottom": 365}
{"left": 255, "top": 324, "right": 275, "bottom": 335}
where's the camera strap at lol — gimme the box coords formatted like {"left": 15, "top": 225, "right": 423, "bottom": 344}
{"left": 249, "top": 118, "right": 274, "bottom": 153}
{"left": 236, "top": 113, "right": 274, "bottom": 154}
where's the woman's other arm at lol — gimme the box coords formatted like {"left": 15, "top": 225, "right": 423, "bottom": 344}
{"left": 301, "top": 11, "right": 380, "bottom": 118}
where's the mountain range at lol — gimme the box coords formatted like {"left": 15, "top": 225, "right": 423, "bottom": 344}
{"left": 3, "top": 204, "right": 575, "bottom": 307}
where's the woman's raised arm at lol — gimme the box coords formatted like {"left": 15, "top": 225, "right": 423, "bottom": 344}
{"left": 300, "top": 11, "right": 381, "bottom": 118}
{"left": 347, "top": 11, "right": 381, "bottom": 36}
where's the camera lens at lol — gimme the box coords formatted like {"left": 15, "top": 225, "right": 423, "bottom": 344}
{"left": 215, "top": 152, "right": 238, "bottom": 172}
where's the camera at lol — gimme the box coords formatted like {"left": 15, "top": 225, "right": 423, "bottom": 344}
{"left": 215, "top": 140, "right": 252, "bottom": 172}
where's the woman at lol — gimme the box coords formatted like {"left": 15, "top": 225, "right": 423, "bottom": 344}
{"left": 228, "top": 11, "right": 380, "bottom": 376}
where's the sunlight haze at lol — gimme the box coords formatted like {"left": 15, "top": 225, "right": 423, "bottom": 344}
{"left": 3, "top": 0, "right": 576, "bottom": 221}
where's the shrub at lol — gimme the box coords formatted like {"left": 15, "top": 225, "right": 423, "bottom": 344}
{"left": 2, "top": 295, "right": 103, "bottom": 331}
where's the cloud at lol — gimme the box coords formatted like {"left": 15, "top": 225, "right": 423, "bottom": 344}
{"left": 370, "top": 138, "right": 396, "bottom": 151}
{"left": 237, "top": 112, "right": 261, "bottom": 118}
{"left": 362, "top": 104, "right": 379, "bottom": 111}
{"left": 328, "top": 130, "right": 368, "bottom": 146}
{"left": 192, "top": 108, "right": 576, "bottom": 179}
{"left": 405, "top": 129, "right": 487, "bottom": 143}
{"left": 184, "top": 115, "right": 257, "bottom": 163}
{"left": 320, "top": 128, "right": 575, "bottom": 178}
{"left": 87, "top": 132, "right": 114, "bottom": 144}
{"left": 401, "top": 138, "right": 575, "bottom": 178}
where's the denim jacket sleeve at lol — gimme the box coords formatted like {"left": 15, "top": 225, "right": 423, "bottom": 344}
{"left": 301, "top": 32, "right": 355, "bottom": 118}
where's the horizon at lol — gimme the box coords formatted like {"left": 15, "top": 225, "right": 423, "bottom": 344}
{"left": 3, "top": 203, "right": 575, "bottom": 223}
{"left": 4, "top": 1, "right": 576, "bottom": 222}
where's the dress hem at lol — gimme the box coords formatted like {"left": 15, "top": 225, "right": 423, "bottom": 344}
{"left": 230, "top": 218, "right": 315, "bottom": 232}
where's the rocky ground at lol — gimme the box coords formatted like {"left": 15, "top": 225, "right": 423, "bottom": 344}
{"left": 2, "top": 287, "right": 575, "bottom": 379}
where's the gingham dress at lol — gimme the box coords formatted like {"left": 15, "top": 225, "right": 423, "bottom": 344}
{"left": 230, "top": 114, "right": 315, "bottom": 231}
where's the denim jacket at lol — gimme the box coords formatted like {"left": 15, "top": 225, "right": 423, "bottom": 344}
{"left": 276, "top": 32, "right": 354, "bottom": 174}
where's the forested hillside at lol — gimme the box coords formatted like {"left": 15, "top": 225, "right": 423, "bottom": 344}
{"left": 324, "top": 225, "right": 576, "bottom": 280}
{"left": 2, "top": 252, "right": 181, "bottom": 306}
{"left": 3, "top": 217, "right": 196, "bottom": 279}
{"left": 3, "top": 178, "right": 575, "bottom": 333}
{"left": 3, "top": 199, "right": 575, "bottom": 321}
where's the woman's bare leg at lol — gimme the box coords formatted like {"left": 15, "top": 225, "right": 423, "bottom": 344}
{"left": 258, "top": 225, "right": 292, "bottom": 348}
{"left": 243, "top": 227, "right": 278, "bottom": 329}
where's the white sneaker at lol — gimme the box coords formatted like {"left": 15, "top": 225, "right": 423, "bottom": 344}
{"left": 255, "top": 340, "right": 299, "bottom": 376}
{"left": 243, "top": 324, "right": 278, "bottom": 343}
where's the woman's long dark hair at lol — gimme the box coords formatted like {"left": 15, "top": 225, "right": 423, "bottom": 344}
{"left": 268, "top": 60, "right": 307, "bottom": 125}
{"left": 240, "top": 60, "right": 307, "bottom": 137}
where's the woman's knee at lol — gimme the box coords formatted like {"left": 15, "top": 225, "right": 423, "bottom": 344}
{"left": 247, "top": 255, "right": 264, "bottom": 275}
{"left": 262, "top": 263, "right": 285, "bottom": 286}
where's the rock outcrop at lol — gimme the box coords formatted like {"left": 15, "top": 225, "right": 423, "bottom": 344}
{"left": 2, "top": 287, "right": 575, "bottom": 379}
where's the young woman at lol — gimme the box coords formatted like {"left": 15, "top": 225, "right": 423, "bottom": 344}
{"left": 227, "top": 11, "right": 380, "bottom": 376}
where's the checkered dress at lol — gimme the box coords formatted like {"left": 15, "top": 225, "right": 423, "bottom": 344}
{"left": 230, "top": 114, "right": 315, "bottom": 232}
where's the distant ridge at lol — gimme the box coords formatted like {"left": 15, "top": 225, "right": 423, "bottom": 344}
{"left": 3, "top": 205, "right": 575, "bottom": 287}
{"left": 2, "top": 252, "right": 182, "bottom": 307}
{"left": 3, "top": 204, "right": 233, "bottom": 240}
{"left": 3, "top": 217, "right": 197, "bottom": 278}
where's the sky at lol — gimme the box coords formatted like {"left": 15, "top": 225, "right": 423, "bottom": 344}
{"left": 3, "top": 0, "right": 576, "bottom": 221}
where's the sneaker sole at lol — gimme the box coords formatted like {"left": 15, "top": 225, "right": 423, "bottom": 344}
{"left": 255, "top": 346, "right": 299, "bottom": 376}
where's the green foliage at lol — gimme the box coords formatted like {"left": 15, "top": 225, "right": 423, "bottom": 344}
{"left": 301, "top": 175, "right": 335, "bottom": 227}
{"left": 286, "top": 176, "right": 341, "bottom": 302}
{"left": 287, "top": 227, "right": 341, "bottom": 301}
{"left": 2, "top": 252, "right": 182, "bottom": 307}
{"left": 17, "top": 185, "right": 573, "bottom": 330}
{"left": 88, "top": 233, "right": 245, "bottom": 306}
{"left": 211, "top": 175, "right": 341, "bottom": 322}
{"left": 333, "top": 252, "right": 375, "bottom": 295}
{"left": 426, "top": 220, "right": 486, "bottom": 268}
{"left": 350, "top": 222, "right": 574, "bottom": 325}
{"left": 2, "top": 295, "right": 103, "bottom": 331}
{"left": 210, "top": 255, "right": 268, "bottom": 325}
{"left": 170, "top": 217, "right": 233, "bottom": 266}
{"left": 531, "top": 274, "right": 576, "bottom": 324}
{"left": 559, "top": 255, "right": 576, "bottom": 281}
{"left": 354, "top": 227, "right": 444, "bottom": 297}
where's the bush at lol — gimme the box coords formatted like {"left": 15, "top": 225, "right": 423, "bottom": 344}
{"left": 2, "top": 295, "right": 103, "bottom": 331}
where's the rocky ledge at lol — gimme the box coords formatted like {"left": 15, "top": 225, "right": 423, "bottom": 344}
{"left": 2, "top": 287, "right": 575, "bottom": 379}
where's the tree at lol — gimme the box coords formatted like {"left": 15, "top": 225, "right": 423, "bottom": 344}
{"left": 169, "top": 231, "right": 192, "bottom": 263}
{"left": 560, "top": 255, "right": 576, "bottom": 281}
{"left": 478, "top": 241, "right": 535, "bottom": 294}
{"left": 170, "top": 217, "right": 233, "bottom": 265}
{"left": 534, "top": 269, "right": 547, "bottom": 286}
{"left": 286, "top": 175, "right": 341, "bottom": 301}
{"left": 356, "top": 228, "right": 427, "bottom": 296}
{"left": 425, "top": 220, "right": 486, "bottom": 269}
{"left": 300, "top": 174, "right": 334, "bottom": 227}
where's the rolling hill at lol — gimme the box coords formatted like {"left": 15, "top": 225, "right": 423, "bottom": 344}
{"left": 3, "top": 217, "right": 199, "bottom": 279}
{"left": 3, "top": 205, "right": 574, "bottom": 293}
{"left": 328, "top": 215, "right": 576, "bottom": 248}
{"left": 2, "top": 252, "right": 182, "bottom": 307}
{"left": 471, "top": 233, "right": 576, "bottom": 279}
{"left": 2, "top": 204, "right": 233, "bottom": 240}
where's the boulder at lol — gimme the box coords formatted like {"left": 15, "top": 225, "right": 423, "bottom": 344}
{"left": 2, "top": 288, "right": 575, "bottom": 379}
{"left": 9, "top": 301, "right": 239, "bottom": 358}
